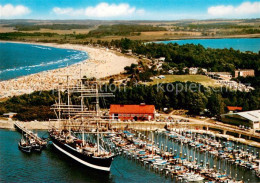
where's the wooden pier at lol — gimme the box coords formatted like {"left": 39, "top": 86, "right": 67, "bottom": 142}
{"left": 14, "top": 121, "right": 47, "bottom": 145}
{"left": 100, "top": 121, "right": 260, "bottom": 148}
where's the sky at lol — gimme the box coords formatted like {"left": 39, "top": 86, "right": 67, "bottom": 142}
{"left": 0, "top": 0, "right": 259, "bottom": 20}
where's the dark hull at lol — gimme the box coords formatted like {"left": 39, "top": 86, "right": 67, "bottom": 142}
{"left": 18, "top": 143, "right": 31, "bottom": 153}
{"left": 49, "top": 135, "right": 113, "bottom": 171}
{"left": 32, "top": 144, "right": 43, "bottom": 152}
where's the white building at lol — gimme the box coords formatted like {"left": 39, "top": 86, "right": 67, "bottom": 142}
{"left": 158, "top": 57, "right": 165, "bottom": 62}
{"left": 221, "top": 110, "right": 260, "bottom": 129}
{"left": 189, "top": 67, "right": 198, "bottom": 75}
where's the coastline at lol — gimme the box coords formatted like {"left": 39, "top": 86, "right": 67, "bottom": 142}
{"left": 0, "top": 120, "right": 59, "bottom": 130}
{"left": 1, "top": 119, "right": 260, "bottom": 148}
{"left": 0, "top": 41, "right": 137, "bottom": 98}
{"left": 149, "top": 34, "right": 260, "bottom": 42}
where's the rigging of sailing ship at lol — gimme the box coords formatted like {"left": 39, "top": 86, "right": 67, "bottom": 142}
{"left": 48, "top": 76, "right": 115, "bottom": 171}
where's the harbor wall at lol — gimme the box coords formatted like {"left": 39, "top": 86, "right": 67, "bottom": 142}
{"left": 1, "top": 120, "right": 260, "bottom": 148}
{"left": 0, "top": 120, "right": 61, "bottom": 130}
{"left": 0, "top": 120, "right": 14, "bottom": 129}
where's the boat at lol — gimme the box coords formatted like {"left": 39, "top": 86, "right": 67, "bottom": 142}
{"left": 31, "top": 142, "right": 43, "bottom": 152}
{"left": 49, "top": 129, "right": 114, "bottom": 171}
{"left": 27, "top": 137, "right": 43, "bottom": 152}
{"left": 18, "top": 138, "right": 32, "bottom": 153}
{"left": 48, "top": 78, "right": 115, "bottom": 171}
{"left": 183, "top": 172, "right": 204, "bottom": 182}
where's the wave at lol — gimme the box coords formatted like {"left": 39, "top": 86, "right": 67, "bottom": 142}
{"left": 31, "top": 45, "right": 52, "bottom": 50}
{"left": 0, "top": 51, "right": 88, "bottom": 74}
{"left": 67, "top": 50, "right": 78, "bottom": 53}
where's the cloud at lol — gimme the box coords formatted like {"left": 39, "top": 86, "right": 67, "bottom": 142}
{"left": 53, "top": 2, "right": 144, "bottom": 18}
{"left": 208, "top": 1, "right": 260, "bottom": 17}
{"left": 0, "top": 4, "right": 30, "bottom": 18}
{"left": 52, "top": 7, "right": 84, "bottom": 16}
{"left": 85, "top": 3, "right": 135, "bottom": 17}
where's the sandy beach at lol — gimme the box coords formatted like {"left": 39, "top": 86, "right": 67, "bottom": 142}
{"left": 0, "top": 42, "right": 137, "bottom": 98}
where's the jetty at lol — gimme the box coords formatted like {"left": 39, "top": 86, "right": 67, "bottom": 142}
{"left": 14, "top": 121, "right": 47, "bottom": 146}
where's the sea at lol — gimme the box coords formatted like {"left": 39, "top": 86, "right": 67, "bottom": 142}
{"left": 156, "top": 38, "right": 260, "bottom": 53}
{"left": 0, "top": 42, "right": 88, "bottom": 81}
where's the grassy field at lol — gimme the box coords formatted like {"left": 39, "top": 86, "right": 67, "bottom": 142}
{"left": 0, "top": 19, "right": 260, "bottom": 42}
{"left": 148, "top": 75, "right": 219, "bottom": 87}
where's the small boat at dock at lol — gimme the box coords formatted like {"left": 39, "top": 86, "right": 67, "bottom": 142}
{"left": 18, "top": 139, "right": 32, "bottom": 153}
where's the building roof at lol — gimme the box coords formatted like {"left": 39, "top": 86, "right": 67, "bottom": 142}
{"left": 234, "top": 110, "right": 260, "bottom": 122}
{"left": 110, "top": 104, "right": 155, "bottom": 114}
{"left": 208, "top": 72, "right": 230, "bottom": 74}
{"left": 227, "top": 106, "right": 242, "bottom": 111}
{"left": 235, "top": 69, "right": 254, "bottom": 71}
{"left": 3, "top": 112, "right": 17, "bottom": 116}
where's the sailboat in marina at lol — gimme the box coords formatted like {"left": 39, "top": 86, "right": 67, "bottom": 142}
{"left": 48, "top": 77, "right": 115, "bottom": 171}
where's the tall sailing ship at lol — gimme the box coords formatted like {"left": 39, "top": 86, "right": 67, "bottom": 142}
{"left": 48, "top": 77, "right": 115, "bottom": 171}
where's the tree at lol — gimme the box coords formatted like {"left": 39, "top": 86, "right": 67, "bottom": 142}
{"left": 189, "top": 92, "right": 208, "bottom": 115}
{"left": 109, "top": 78, "right": 114, "bottom": 84}
{"left": 207, "top": 93, "right": 225, "bottom": 116}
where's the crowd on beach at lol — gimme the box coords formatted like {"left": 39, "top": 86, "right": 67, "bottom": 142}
{"left": 0, "top": 43, "right": 137, "bottom": 98}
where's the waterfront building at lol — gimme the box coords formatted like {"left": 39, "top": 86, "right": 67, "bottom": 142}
{"left": 221, "top": 110, "right": 260, "bottom": 129}
{"left": 109, "top": 104, "right": 155, "bottom": 121}
{"left": 234, "top": 69, "right": 255, "bottom": 78}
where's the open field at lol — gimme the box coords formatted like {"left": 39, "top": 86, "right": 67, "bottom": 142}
{"left": 0, "top": 19, "right": 260, "bottom": 42}
{"left": 148, "top": 75, "right": 219, "bottom": 87}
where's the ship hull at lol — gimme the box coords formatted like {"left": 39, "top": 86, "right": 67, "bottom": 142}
{"left": 18, "top": 142, "right": 32, "bottom": 153}
{"left": 50, "top": 136, "right": 113, "bottom": 172}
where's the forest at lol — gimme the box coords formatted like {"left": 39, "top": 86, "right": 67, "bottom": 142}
{"left": 96, "top": 38, "right": 260, "bottom": 75}
{"left": 85, "top": 24, "right": 167, "bottom": 37}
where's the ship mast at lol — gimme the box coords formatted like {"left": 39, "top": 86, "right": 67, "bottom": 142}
{"left": 67, "top": 75, "right": 71, "bottom": 135}
{"left": 81, "top": 78, "right": 85, "bottom": 146}
{"left": 58, "top": 84, "right": 61, "bottom": 130}
{"left": 96, "top": 82, "right": 100, "bottom": 154}
{"left": 50, "top": 76, "right": 115, "bottom": 156}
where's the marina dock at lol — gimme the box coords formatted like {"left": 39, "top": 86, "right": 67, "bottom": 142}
{"left": 14, "top": 121, "right": 47, "bottom": 146}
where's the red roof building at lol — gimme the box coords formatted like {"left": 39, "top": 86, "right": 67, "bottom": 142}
{"left": 227, "top": 106, "right": 243, "bottom": 112}
{"left": 109, "top": 104, "right": 155, "bottom": 121}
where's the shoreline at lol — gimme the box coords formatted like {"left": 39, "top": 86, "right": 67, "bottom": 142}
{"left": 154, "top": 36, "right": 260, "bottom": 42}
{"left": 148, "top": 34, "right": 260, "bottom": 42}
{"left": 0, "top": 41, "right": 89, "bottom": 82}
{"left": 1, "top": 120, "right": 260, "bottom": 148}
{"left": 0, "top": 41, "right": 137, "bottom": 98}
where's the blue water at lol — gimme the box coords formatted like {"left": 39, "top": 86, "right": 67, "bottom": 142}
{"left": 0, "top": 42, "right": 88, "bottom": 81}
{"left": 0, "top": 129, "right": 172, "bottom": 183}
{"left": 157, "top": 38, "right": 260, "bottom": 53}
{"left": 0, "top": 129, "right": 259, "bottom": 182}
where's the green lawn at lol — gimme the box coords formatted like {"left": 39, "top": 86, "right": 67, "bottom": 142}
{"left": 148, "top": 75, "right": 219, "bottom": 87}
